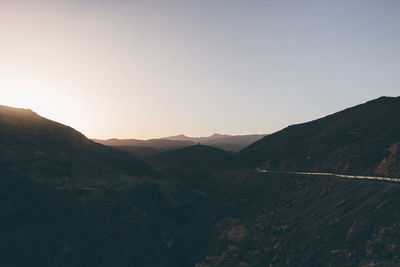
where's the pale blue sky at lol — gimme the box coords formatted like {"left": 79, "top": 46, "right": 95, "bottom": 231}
{"left": 1, "top": 0, "right": 399, "bottom": 139}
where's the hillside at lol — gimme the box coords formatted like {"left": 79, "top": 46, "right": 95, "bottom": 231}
{"left": 0, "top": 105, "right": 155, "bottom": 187}
{"left": 147, "top": 145, "right": 236, "bottom": 170}
{"left": 0, "top": 166, "right": 185, "bottom": 267}
{"left": 0, "top": 106, "right": 180, "bottom": 266}
{"left": 180, "top": 171, "right": 400, "bottom": 266}
{"left": 5, "top": 162, "right": 400, "bottom": 266}
{"left": 111, "top": 145, "right": 164, "bottom": 159}
{"left": 240, "top": 96, "right": 400, "bottom": 177}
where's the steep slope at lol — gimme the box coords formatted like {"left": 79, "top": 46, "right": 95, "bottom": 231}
{"left": 0, "top": 105, "right": 155, "bottom": 187}
{"left": 240, "top": 96, "right": 400, "bottom": 177}
{"left": 0, "top": 106, "right": 182, "bottom": 266}
{"left": 147, "top": 145, "right": 236, "bottom": 170}
{"left": 178, "top": 171, "right": 400, "bottom": 266}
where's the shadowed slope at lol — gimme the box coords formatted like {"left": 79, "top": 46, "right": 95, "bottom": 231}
{"left": 147, "top": 145, "right": 236, "bottom": 170}
{"left": 0, "top": 105, "right": 155, "bottom": 186}
{"left": 240, "top": 96, "right": 400, "bottom": 176}
{"left": 0, "top": 107, "right": 179, "bottom": 266}
{"left": 183, "top": 171, "right": 400, "bottom": 266}
{"left": 0, "top": 167, "right": 80, "bottom": 266}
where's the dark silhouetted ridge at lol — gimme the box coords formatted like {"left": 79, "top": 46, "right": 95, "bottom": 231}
{"left": 240, "top": 96, "right": 400, "bottom": 176}
{"left": 0, "top": 105, "right": 155, "bottom": 186}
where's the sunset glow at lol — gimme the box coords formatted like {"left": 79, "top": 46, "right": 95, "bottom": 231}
{"left": 1, "top": 0, "right": 400, "bottom": 139}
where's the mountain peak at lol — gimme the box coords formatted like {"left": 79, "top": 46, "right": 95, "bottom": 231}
{"left": 175, "top": 134, "right": 190, "bottom": 138}
{"left": 210, "top": 133, "right": 224, "bottom": 137}
{"left": 0, "top": 105, "right": 37, "bottom": 116}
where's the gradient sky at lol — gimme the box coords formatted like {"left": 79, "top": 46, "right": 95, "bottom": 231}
{"left": 1, "top": 0, "right": 400, "bottom": 139}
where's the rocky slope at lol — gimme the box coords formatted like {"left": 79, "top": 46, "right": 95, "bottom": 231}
{"left": 175, "top": 171, "right": 400, "bottom": 266}
{"left": 240, "top": 96, "right": 400, "bottom": 177}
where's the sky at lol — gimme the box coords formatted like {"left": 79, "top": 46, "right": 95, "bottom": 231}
{"left": 1, "top": 0, "right": 400, "bottom": 139}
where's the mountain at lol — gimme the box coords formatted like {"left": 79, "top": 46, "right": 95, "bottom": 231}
{"left": 240, "top": 96, "right": 400, "bottom": 177}
{"left": 0, "top": 105, "right": 180, "bottom": 266}
{"left": 93, "top": 134, "right": 266, "bottom": 155}
{"left": 0, "top": 105, "right": 155, "bottom": 187}
{"left": 4, "top": 98, "right": 400, "bottom": 266}
{"left": 161, "top": 134, "right": 196, "bottom": 142}
{"left": 162, "top": 133, "right": 267, "bottom": 152}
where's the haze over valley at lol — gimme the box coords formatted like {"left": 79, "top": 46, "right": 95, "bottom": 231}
{"left": 93, "top": 133, "right": 267, "bottom": 158}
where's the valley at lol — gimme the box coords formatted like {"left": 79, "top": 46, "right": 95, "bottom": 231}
{"left": 1, "top": 96, "right": 400, "bottom": 266}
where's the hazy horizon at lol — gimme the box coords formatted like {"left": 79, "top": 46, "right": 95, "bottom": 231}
{"left": 1, "top": 1, "right": 400, "bottom": 139}
{"left": 92, "top": 132, "right": 268, "bottom": 141}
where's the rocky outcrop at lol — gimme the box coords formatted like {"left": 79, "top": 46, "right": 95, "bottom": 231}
{"left": 375, "top": 142, "right": 400, "bottom": 177}
{"left": 363, "top": 222, "right": 400, "bottom": 265}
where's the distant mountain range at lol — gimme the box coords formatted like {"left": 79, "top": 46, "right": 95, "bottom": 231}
{"left": 93, "top": 133, "right": 266, "bottom": 155}
{"left": 162, "top": 133, "right": 267, "bottom": 152}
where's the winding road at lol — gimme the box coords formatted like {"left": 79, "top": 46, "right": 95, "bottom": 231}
{"left": 257, "top": 169, "right": 400, "bottom": 183}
